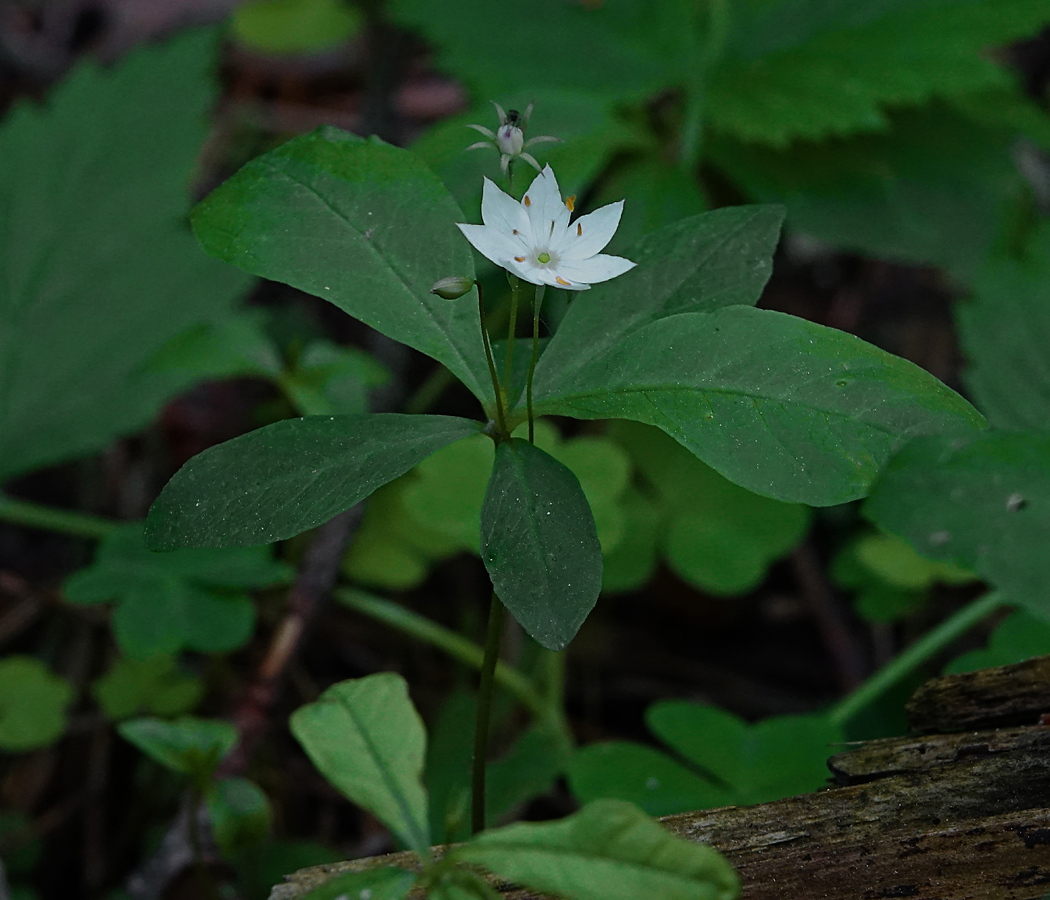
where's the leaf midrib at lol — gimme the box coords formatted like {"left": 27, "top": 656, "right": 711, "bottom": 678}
{"left": 259, "top": 159, "right": 484, "bottom": 399}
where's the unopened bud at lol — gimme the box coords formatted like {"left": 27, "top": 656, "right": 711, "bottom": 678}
{"left": 496, "top": 123, "right": 525, "bottom": 157}
{"left": 430, "top": 276, "right": 475, "bottom": 300}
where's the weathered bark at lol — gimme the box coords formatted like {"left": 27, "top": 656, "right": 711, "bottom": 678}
{"left": 907, "top": 656, "right": 1050, "bottom": 734}
{"left": 271, "top": 657, "right": 1050, "bottom": 900}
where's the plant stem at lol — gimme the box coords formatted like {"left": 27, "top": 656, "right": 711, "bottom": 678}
{"left": 679, "top": 0, "right": 729, "bottom": 170}
{"left": 505, "top": 275, "right": 520, "bottom": 392}
{"left": 526, "top": 284, "right": 545, "bottom": 444}
{"left": 335, "top": 588, "right": 549, "bottom": 719}
{"left": 472, "top": 592, "right": 504, "bottom": 835}
{"left": 828, "top": 591, "right": 1007, "bottom": 727}
{"left": 0, "top": 494, "right": 117, "bottom": 540}
{"left": 476, "top": 281, "right": 508, "bottom": 436}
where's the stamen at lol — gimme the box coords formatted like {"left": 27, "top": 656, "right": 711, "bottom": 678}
{"left": 556, "top": 276, "right": 571, "bottom": 286}
{"left": 566, "top": 195, "right": 575, "bottom": 211}
{"left": 524, "top": 196, "right": 531, "bottom": 207}
{"left": 513, "top": 229, "right": 519, "bottom": 235}
{"left": 577, "top": 222, "right": 582, "bottom": 236}
{"left": 549, "top": 220, "right": 555, "bottom": 237}
{"left": 514, "top": 256, "right": 525, "bottom": 262}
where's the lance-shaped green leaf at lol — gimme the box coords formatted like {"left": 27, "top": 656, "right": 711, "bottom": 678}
{"left": 453, "top": 798, "right": 740, "bottom": 900}
{"left": 191, "top": 128, "right": 492, "bottom": 403}
{"left": 532, "top": 307, "right": 984, "bottom": 506}
{"left": 146, "top": 414, "right": 480, "bottom": 549}
{"left": 533, "top": 206, "right": 783, "bottom": 400}
{"left": 480, "top": 440, "right": 602, "bottom": 651}
{"left": 863, "top": 431, "right": 1050, "bottom": 620}
{"left": 290, "top": 674, "right": 430, "bottom": 854}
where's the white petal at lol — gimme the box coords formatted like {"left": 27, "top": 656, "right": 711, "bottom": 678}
{"left": 480, "top": 177, "right": 531, "bottom": 249}
{"left": 555, "top": 253, "right": 636, "bottom": 285}
{"left": 457, "top": 223, "right": 522, "bottom": 268}
{"left": 521, "top": 165, "right": 568, "bottom": 247}
{"left": 504, "top": 256, "right": 546, "bottom": 286}
{"left": 556, "top": 200, "right": 625, "bottom": 260}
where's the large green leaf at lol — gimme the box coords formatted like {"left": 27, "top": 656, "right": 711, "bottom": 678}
{"left": 0, "top": 29, "right": 251, "bottom": 482}
{"left": 480, "top": 439, "right": 602, "bottom": 651}
{"left": 289, "top": 673, "right": 430, "bottom": 854}
{"left": 533, "top": 306, "right": 984, "bottom": 506}
{"left": 863, "top": 431, "right": 1050, "bottom": 620}
{"left": 387, "top": 0, "right": 670, "bottom": 100}
{"left": 958, "top": 223, "right": 1050, "bottom": 431}
{"left": 711, "top": 105, "right": 1023, "bottom": 277}
{"left": 191, "top": 128, "right": 492, "bottom": 403}
{"left": 532, "top": 205, "right": 784, "bottom": 401}
{"left": 710, "top": 0, "right": 1050, "bottom": 145}
{"left": 454, "top": 799, "right": 740, "bottom": 900}
{"left": 145, "top": 414, "right": 480, "bottom": 549}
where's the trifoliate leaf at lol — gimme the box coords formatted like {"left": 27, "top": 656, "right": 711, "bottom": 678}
{"left": 611, "top": 422, "right": 809, "bottom": 595}
{"left": 118, "top": 716, "right": 237, "bottom": 782}
{"left": 0, "top": 657, "right": 73, "bottom": 751}
{"left": 207, "top": 777, "right": 273, "bottom": 856}
{"left": 91, "top": 655, "right": 203, "bottom": 721}
{"left": 944, "top": 610, "right": 1050, "bottom": 674}
{"left": 279, "top": 340, "right": 388, "bottom": 416}
{"left": 647, "top": 702, "right": 841, "bottom": 806}
{"left": 64, "top": 524, "right": 293, "bottom": 659}
{"left": 0, "top": 29, "right": 252, "bottom": 482}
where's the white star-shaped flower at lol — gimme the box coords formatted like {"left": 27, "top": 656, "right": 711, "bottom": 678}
{"left": 456, "top": 165, "right": 636, "bottom": 291}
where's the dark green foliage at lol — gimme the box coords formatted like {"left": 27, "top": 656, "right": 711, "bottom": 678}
{"left": 65, "top": 524, "right": 292, "bottom": 657}
{"left": 480, "top": 439, "right": 602, "bottom": 651}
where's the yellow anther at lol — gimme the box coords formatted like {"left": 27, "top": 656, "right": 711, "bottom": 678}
{"left": 577, "top": 222, "right": 582, "bottom": 236}
{"left": 524, "top": 195, "right": 531, "bottom": 207}
{"left": 556, "top": 276, "right": 571, "bottom": 286}
{"left": 566, "top": 195, "right": 575, "bottom": 211}
{"left": 513, "top": 229, "right": 519, "bottom": 234}
{"left": 514, "top": 256, "right": 525, "bottom": 262}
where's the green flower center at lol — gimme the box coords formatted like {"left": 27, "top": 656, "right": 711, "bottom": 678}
{"left": 537, "top": 252, "right": 551, "bottom": 264}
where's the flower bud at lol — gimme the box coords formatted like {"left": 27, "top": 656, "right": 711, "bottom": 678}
{"left": 496, "top": 122, "right": 525, "bottom": 157}
{"left": 430, "top": 276, "right": 475, "bottom": 300}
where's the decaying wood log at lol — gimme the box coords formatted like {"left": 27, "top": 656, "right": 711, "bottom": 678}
{"left": 907, "top": 655, "right": 1050, "bottom": 734}
{"left": 271, "top": 657, "right": 1050, "bottom": 900}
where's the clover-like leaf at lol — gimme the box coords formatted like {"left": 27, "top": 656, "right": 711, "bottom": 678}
{"left": 0, "top": 657, "right": 74, "bottom": 752}
{"left": 65, "top": 524, "right": 292, "bottom": 658}
{"left": 207, "top": 777, "right": 273, "bottom": 856}
{"left": 118, "top": 716, "right": 237, "bottom": 783}
{"left": 92, "top": 655, "right": 203, "bottom": 721}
